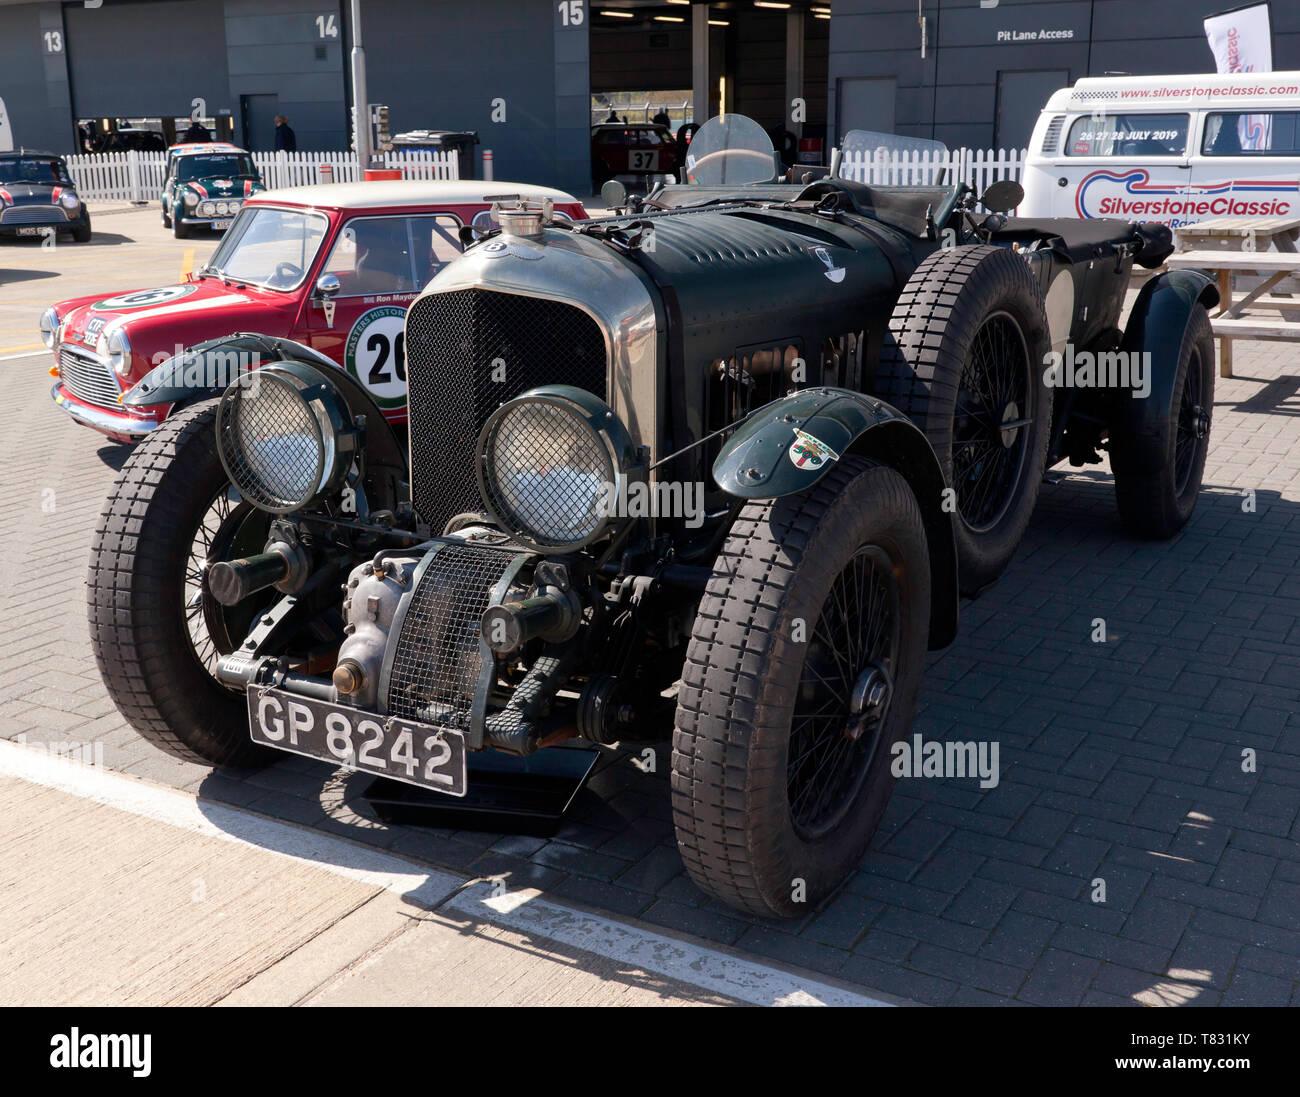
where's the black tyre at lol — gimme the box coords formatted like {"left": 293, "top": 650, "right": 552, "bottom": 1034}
{"left": 1110, "top": 304, "right": 1215, "bottom": 538}
{"left": 877, "top": 244, "right": 1052, "bottom": 595}
{"left": 172, "top": 216, "right": 190, "bottom": 239}
{"left": 162, "top": 205, "right": 171, "bottom": 229}
{"left": 71, "top": 215, "right": 91, "bottom": 243}
{"left": 88, "top": 400, "right": 274, "bottom": 766}
{"left": 672, "top": 458, "right": 931, "bottom": 918}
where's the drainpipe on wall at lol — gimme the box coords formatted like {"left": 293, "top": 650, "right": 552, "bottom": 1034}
{"left": 349, "top": 0, "right": 371, "bottom": 171}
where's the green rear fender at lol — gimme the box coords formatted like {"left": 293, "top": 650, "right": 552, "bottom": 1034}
{"left": 713, "top": 387, "right": 959, "bottom": 649}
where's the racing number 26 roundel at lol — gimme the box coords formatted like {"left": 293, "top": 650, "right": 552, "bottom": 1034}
{"left": 344, "top": 306, "right": 408, "bottom": 409}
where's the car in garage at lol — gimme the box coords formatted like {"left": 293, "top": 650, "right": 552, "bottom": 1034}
{"left": 591, "top": 121, "right": 677, "bottom": 188}
{"left": 88, "top": 116, "right": 1215, "bottom": 918}
{"left": 0, "top": 151, "right": 91, "bottom": 242}
{"left": 161, "top": 144, "right": 266, "bottom": 238}
{"left": 45, "top": 179, "right": 588, "bottom": 441}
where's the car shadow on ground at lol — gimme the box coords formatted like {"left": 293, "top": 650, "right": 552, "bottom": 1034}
{"left": 0, "top": 268, "right": 60, "bottom": 284}
{"left": 187, "top": 469, "right": 1300, "bottom": 1003}
{"left": 1, "top": 231, "right": 134, "bottom": 249}
{"left": 94, "top": 443, "right": 133, "bottom": 473}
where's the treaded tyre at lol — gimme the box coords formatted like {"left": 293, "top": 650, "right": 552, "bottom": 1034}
{"left": 877, "top": 244, "right": 1052, "bottom": 595}
{"left": 71, "top": 214, "right": 91, "bottom": 243}
{"left": 672, "top": 458, "right": 931, "bottom": 918}
{"left": 172, "top": 216, "right": 190, "bottom": 239}
{"left": 1110, "top": 304, "right": 1215, "bottom": 539}
{"left": 88, "top": 399, "right": 274, "bottom": 766}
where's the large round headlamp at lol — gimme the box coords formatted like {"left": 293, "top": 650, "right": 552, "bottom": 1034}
{"left": 39, "top": 306, "right": 60, "bottom": 349}
{"left": 60, "top": 192, "right": 80, "bottom": 210}
{"left": 216, "top": 361, "right": 359, "bottom": 514}
{"left": 476, "top": 386, "right": 637, "bottom": 552}
{"left": 184, "top": 190, "right": 199, "bottom": 207}
{"left": 106, "top": 328, "right": 132, "bottom": 375}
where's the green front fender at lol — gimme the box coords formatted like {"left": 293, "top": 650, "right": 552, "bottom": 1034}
{"left": 713, "top": 387, "right": 959, "bottom": 649}
{"left": 1119, "top": 268, "right": 1218, "bottom": 413}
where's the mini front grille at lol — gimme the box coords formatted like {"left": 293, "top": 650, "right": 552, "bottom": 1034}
{"left": 385, "top": 543, "right": 521, "bottom": 731}
{"left": 58, "top": 346, "right": 121, "bottom": 409}
{"left": 1, "top": 205, "right": 64, "bottom": 225}
{"left": 403, "top": 288, "right": 608, "bottom": 532}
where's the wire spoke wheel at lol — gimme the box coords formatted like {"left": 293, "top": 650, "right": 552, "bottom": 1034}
{"left": 953, "top": 311, "right": 1032, "bottom": 534}
{"left": 787, "top": 545, "right": 901, "bottom": 840}
{"left": 181, "top": 484, "right": 270, "bottom": 684}
{"left": 1174, "top": 341, "right": 1209, "bottom": 496}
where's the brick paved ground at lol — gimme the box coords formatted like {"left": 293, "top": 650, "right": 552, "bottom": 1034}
{"left": 3, "top": 222, "right": 1300, "bottom": 1005}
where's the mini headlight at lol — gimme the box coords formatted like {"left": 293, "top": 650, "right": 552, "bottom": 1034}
{"left": 60, "top": 192, "right": 80, "bottom": 210}
{"left": 216, "top": 361, "right": 359, "bottom": 514}
{"left": 215, "top": 200, "right": 229, "bottom": 215}
{"left": 184, "top": 191, "right": 199, "bottom": 207}
{"left": 39, "top": 306, "right": 60, "bottom": 349}
{"left": 476, "top": 386, "right": 637, "bottom": 552}
{"left": 106, "top": 328, "right": 132, "bottom": 375}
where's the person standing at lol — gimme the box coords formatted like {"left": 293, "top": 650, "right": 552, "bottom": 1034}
{"left": 274, "top": 115, "right": 298, "bottom": 152}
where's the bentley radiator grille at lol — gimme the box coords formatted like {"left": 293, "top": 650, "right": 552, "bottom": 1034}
{"left": 58, "top": 346, "right": 121, "bottom": 409}
{"left": 385, "top": 543, "right": 520, "bottom": 730}
{"left": 403, "top": 288, "right": 608, "bottom": 531}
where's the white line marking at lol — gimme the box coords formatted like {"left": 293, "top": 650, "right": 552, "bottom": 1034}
{"left": 0, "top": 740, "right": 897, "bottom": 1007}
{"left": 445, "top": 882, "right": 894, "bottom": 1007}
{"left": 0, "top": 349, "right": 47, "bottom": 362}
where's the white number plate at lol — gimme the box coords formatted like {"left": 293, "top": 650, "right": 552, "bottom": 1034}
{"left": 629, "top": 150, "right": 658, "bottom": 172}
{"left": 247, "top": 687, "right": 468, "bottom": 796}
{"left": 211, "top": 219, "right": 234, "bottom": 230}
{"left": 15, "top": 226, "right": 43, "bottom": 236}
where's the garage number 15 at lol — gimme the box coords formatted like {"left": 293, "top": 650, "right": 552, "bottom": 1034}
{"left": 558, "top": 0, "right": 584, "bottom": 26}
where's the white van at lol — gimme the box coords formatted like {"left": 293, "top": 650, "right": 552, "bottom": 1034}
{"left": 1022, "top": 71, "right": 1300, "bottom": 227}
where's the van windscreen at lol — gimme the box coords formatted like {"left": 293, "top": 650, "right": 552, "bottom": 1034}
{"left": 1066, "top": 114, "right": 1189, "bottom": 158}
{"left": 1203, "top": 111, "right": 1300, "bottom": 156}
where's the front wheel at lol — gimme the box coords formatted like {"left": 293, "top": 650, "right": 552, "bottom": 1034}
{"left": 1110, "top": 304, "right": 1215, "bottom": 538}
{"left": 172, "top": 215, "right": 190, "bottom": 239}
{"left": 672, "top": 458, "right": 931, "bottom": 918}
{"left": 88, "top": 400, "right": 274, "bottom": 766}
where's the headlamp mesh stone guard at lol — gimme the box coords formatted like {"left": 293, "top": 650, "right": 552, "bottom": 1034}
{"left": 403, "top": 288, "right": 608, "bottom": 532}
{"left": 385, "top": 543, "right": 522, "bottom": 731}
{"left": 216, "top": 372, "right": 324, "bottom": 512}
{"left": 479, "top": 399, "right": 614, "bottom": 549}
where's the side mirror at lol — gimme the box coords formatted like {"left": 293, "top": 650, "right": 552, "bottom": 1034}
{"left": 314, "top": 273, "right": 341, "bottom": 300}
{"left": 981, "top": 179, "right": 1024, "bottom": 215}
{"left": 600, "top": 179, "right": 627, "bottom": 210}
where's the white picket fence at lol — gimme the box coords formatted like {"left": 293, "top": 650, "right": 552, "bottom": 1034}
{"left": 840, "top": 147, "right": 1027, "bottom": 191}
{"left": 63, "top": 149, "right": 460, "bottom": 202}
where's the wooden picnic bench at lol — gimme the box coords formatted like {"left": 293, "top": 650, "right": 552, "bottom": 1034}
{"left": 1167, "top": 216, "right": 1300, "bottom": 378}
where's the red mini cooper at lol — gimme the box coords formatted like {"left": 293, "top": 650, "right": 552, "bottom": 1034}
{"left": 44, "top": 180, "right": 587, "bottom": 441}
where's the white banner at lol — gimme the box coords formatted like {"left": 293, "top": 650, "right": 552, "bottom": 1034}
{"left": 1205, "top": 4, "right": 1274, "bottom": 150}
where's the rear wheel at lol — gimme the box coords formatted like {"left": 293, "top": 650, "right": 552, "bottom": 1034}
{"left": 877, "top": 244, "right": 1052, "bottom": 595}
{"left": 672, "top": 458, "right": 931, "bottom": 917}
{"left": 88, "top": 400, "right": 274, "bottom": 766}
{"left": 1110, "top": 304, "right": 1215, "bottom": 538}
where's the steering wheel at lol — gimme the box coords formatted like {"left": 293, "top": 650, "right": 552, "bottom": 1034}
{"left": 271, "top": 261, "right": 303, "bottom": 286}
